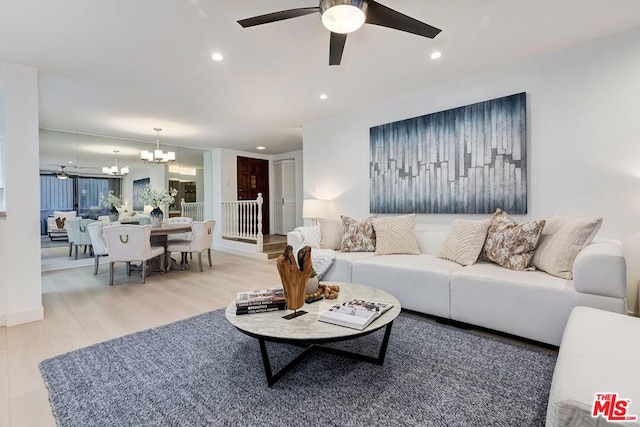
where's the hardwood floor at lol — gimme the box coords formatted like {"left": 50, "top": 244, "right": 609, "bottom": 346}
{"left": 1, "top": 251, "right": 282, "bottom": 427}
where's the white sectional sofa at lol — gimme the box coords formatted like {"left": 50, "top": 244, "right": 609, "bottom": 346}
{"left": 287, "top": 225, "right": 628, "bottom": 346}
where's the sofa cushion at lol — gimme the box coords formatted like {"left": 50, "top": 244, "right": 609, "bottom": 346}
{"left": 449, "top": 262, "right": 574, "bottom": 345}
{"left": 322, "top": 251, "right": 376, "bottom": 282}
{"left": 414, "top": 226, "right": 450, "bottom": 255}
{"left": 371, "top": 214, "right": 420, "bottom": 255}
{"left": 340, "top": 215, "right": 376, "bottom": 252}
{"left": 352, "top": 254, "right": 462, "bottom": 318}
{"left": 532, "top": 216, "right": 603, "bottom": 279}
{"left": 319, "top": 218, "right": 342, "bottom": 250}
{"left": 482, "top": 209, "right": 546, "bottom": 271}
{"left": 438, "top": 218, "right": 491, "bottom": 265}
{"left": 546, "top": 307, "right": 640, "bottom": 427}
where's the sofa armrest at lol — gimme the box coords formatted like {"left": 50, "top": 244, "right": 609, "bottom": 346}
{"left": 573, "top": 240, "right": 626, "bottom": 299}
{"left": 287, "top": 230, "right": 304, "bottom": 255}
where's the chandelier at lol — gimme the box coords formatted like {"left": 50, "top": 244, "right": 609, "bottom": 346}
{"left": 102, "top": 150, "right": 129, "bottom": 176}
{"left": 140, "top": 128, "right": 175, "bottom": 164}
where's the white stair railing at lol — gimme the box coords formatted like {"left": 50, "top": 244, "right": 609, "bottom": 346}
{"left": 181, "top": 200, "right": 204, "bottom": 221}
{"left": 221, "top": 193, "right": 263, "bottom": 252}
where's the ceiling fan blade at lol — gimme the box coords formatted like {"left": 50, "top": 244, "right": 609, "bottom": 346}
{"left": 365, "top": 1, "right": 442, "bottom": 39}
{"left": 329, "top": 32, "right": 347, "bottom": 66}
{"left": 238, "top": 7, "right": 319, "bottom": 28}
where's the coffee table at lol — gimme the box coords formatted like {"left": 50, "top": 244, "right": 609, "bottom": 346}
{"left": 225, "top": 282, "right": 401, "bottom": 387}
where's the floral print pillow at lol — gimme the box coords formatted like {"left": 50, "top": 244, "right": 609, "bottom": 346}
{"left": 340, "top": 215, "right": 376, "bottom": 252}
{"left": 482, "top": 209, "right": 545, "bottom": 270}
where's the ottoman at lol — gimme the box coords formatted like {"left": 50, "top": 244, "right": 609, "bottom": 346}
{"left": 546, "top": 306, "right": 640, "bottom": 426}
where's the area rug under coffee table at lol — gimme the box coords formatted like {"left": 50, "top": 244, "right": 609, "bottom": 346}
{"left": 40, "top": 310, "right": 556, "bottom": 426}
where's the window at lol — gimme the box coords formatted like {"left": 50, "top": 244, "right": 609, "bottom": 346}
{"left": 39, "top": 174, "right": 121, "bottom": 219}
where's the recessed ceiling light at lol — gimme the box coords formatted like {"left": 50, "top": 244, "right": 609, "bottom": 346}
{"left": 68, "top": 160, "right": 73, "bottom": 164}
{"left": 430, "top": 51, "right": 442, "bottom": 60}
{"left": 211, "top": 52, "right": 224, "bottom": 61}
{"left": 320, "top": 94, "right": 328, "bottom": 100}
{"left": 256, "top": 146, "right": 266, "bottom": 150}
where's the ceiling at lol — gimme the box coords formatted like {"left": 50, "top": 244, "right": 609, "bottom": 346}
{"left": 1, "top": 0, "right": 640, "bottom": 155}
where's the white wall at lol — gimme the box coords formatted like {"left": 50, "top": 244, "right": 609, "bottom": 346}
{"left": 303, "top": 28, "right": 640, "bottom": 313}
{"left": 0, "top": 63, "right": 42, "bottom": 326}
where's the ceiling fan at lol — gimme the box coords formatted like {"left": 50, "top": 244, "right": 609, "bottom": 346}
{"left": 238, "top": 0, "right": 442, "bottom": 66}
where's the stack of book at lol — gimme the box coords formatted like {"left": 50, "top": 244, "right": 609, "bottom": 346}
{"left": 235, "top": 288, "right": 287, "bottom": 315}
{"left": 318, "top": 298, "right": 393, "bottom": 330}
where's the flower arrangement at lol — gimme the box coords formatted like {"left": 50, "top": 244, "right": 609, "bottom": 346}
{"left": 138, "top": 184, "right": 178, "bottom": 208}
{"left": 99, "top": 191, "right": 123, "bottom": 209}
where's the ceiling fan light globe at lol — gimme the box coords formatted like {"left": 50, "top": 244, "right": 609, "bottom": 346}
{"left": 320, "top": 0, "right": 367, "bottom": 34}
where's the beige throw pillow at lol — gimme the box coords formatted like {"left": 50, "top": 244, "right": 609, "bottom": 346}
{"left": 371, "top": 214, "right": 420, "bottom": 255}
{"left": 340, "top": 215, "right": 376, "bottom": 252}
{"left": 531, "top": 215, "right": 603, "bottom": 279}
{"left": 482, "top": 209, "right": 546, "bottom": 270}
{"left": 319, "top": 218, "right": 343, "bottom": 250}
{"left": 438, "top": 219, "right": 492, "bottom": 266}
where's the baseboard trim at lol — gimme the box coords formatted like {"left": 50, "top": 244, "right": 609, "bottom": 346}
{"left": 6, "top": 306, "right": 44, "bottom": 326}
{"left": 0, "top": 313, "right": 6, "bottom": 327}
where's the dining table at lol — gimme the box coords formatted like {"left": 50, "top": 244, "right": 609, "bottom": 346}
{"left": 148, "top": 223, "right": 193, "bottom": 271}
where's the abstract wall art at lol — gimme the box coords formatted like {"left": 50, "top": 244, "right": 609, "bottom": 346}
{"left": 370, "top": 92, "right": 527, "bottom": 214}
{"left": 132, "top": 177, "right": 150, "bottom": 211}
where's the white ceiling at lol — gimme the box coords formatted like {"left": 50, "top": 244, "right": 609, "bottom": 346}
{"left": 1, "top": 0, "right": 640, "bottom": 155}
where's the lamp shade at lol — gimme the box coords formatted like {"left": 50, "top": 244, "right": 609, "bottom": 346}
{"left": 303, "top": 199, "right": 329, "bottom": 219}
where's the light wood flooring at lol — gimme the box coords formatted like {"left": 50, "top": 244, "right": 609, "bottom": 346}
{"left": 1, "top": 251, "right": 283, "bottom": 427}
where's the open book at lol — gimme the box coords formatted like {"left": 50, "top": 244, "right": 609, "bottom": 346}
{"left": 318, "top": 298, "right": 393, "bottom": 330}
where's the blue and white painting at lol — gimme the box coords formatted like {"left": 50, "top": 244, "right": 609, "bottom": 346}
{"left": 370, "top": 92, "right": 527, "bottom": 214}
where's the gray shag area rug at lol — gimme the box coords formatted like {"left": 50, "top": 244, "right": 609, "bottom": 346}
{"left": 40, "top": 310, "right": 556, "bottom": 427}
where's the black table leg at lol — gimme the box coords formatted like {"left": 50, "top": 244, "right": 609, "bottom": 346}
{"left": 257, "top": 321, "right": 394, "bottom": 387}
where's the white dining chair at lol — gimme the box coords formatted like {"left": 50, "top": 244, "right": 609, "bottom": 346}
{"left": 65, "top": 218, "right": 95, "bottom": 260}
{"left": 166, "top": 220, "right": 215, "bottom": 272}
{"left": 164, "top": 216, "right": 194, "bottom": 241}
{"left": 102, "top": 225, "right": 165, "bottom": 285}
{"left": 87, "top": 221, "right": 109, "bottom": 275}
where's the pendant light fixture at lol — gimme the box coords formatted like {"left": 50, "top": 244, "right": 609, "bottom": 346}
{"left": 102, "top": 150, "right": 129, "bottom": 176}
{"left": 140, "top": 128, "right": 176, "bottom": 164}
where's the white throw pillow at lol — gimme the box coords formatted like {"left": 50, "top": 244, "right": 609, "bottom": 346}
{"left": 371, "top": 214, "right": 420, "bottom": 255}
{"left": 531, "top": 215, "right": 602, "bottom": 279}
{"left": 319, "top": 218, "right": 343, "bottom": 250}
{"left": 295, "top": 226, "right": 321, "bottom": 248}
{"left": 438, "top": 219, "right": 492, "bottom": 266}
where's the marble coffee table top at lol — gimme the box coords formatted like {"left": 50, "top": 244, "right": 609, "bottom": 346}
{"left": 225, "top": 282, "right": 401, "bottom": 341}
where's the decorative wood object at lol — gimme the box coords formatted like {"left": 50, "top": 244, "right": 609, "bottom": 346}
{"left": 276, "top": 245, "right": 313, "bottom": 318}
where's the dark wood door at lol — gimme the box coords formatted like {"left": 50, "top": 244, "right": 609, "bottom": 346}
{"left": 237, "top": 156, "right": 269, "bottom": 235}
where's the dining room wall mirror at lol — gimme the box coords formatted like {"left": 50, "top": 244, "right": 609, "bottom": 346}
{"left": 39, "top": 129, "right": 206, "bottom": 271}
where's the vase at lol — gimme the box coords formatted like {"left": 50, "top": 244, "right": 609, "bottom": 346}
{"left": 306, "top": 276, "right": 320, "bottom": 294}
{"left": 149, "top": 207, "right": 163, "bottom": 227}
{"left": 108, "top": 206, "right": 119, "bottom": 222}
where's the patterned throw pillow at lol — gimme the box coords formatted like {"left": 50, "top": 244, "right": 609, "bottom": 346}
{"left": 438, "top": 219, "right": 492, "bottom": 266}
{"left": 371, "top": 214, "right": 420, "bottom": 255}
{"left": 340, "top": 215, "right": 376, "bottom": 252}
{"left": 532, "top": 215, "right": 603, "bottom": 279}
{"left": 319, "top": 218, "right": 343, "bottom": 250}
{"left": 482, "top": 209, "right": 546, "bottom": 270}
